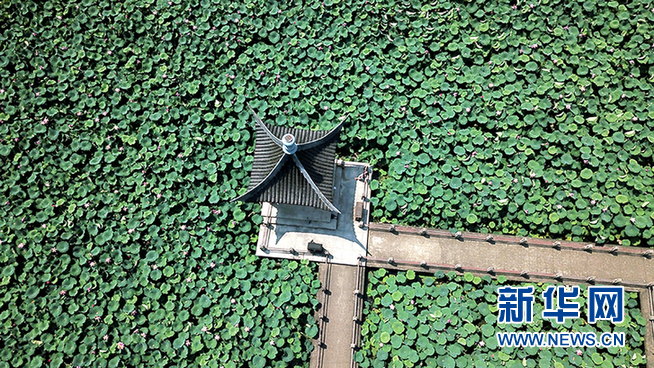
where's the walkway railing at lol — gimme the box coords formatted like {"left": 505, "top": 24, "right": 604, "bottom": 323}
{"left": 649, "top": 286, "right": 654, "bottom": 351}
{"left": 350, "top": 257, "right": 365, "bottom": 368}
{"left": 314, "top": 256, "right": 332, "bottom": 368}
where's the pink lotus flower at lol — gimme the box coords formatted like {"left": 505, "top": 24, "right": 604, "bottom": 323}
{"left": 185, "top": 340, "right": 191, "bottom": 346}
{"left": 107, "top": 50, "right": 112, "bottom": 55}
{"left": 60, "top": 290, "right": 66, "bottom": 295}
{"left": 18, "top": 243, "right": 24, "bottom": 249}
{"left": 576, "top": 349, "right": 582, "bottom": 356}
{"left": 103, "top": 335, "right": 108, "bottom": 341}
{"left": 117, "top": 342, "right": 125, "bottom": 350}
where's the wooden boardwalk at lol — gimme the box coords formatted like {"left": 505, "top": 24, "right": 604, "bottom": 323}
{"left": 311, "top": 261, "right": 364, "bottom": 368}
{"left": 367, "top": 224, "right": 654, "bottom": 287}
{"left": 310, "top": 223, "right": 654, "bottom": 368}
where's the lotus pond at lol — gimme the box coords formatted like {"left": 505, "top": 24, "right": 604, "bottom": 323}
{"left": 1, "top": 0, "right": 654, "bottom": 367}
{"left": 357, "top": 269, "right": 648, "bottom": 368}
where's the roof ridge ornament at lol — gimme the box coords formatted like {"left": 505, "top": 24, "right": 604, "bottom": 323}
{"left": 282, "top": 133, "right": 297, "bottom": 154}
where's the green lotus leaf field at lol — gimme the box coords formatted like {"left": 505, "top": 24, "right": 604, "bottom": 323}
{"left": 1, "top": 0, "right": 653, "bottom": 366}
{"left": 357, "top": 269, "right": 647, "bottom": 368}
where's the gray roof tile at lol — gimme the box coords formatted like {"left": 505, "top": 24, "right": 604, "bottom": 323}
{"left": 235, "top": 121, "right": 339, "bottom": 211}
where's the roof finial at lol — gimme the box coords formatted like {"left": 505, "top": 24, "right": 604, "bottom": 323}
{"left": 282, "top": 133, "right": 297, "bottom": 154}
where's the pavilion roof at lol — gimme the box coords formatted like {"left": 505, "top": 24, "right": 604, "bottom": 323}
{"left": 233, "top": 104, "right": 343, "bottom": 213}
